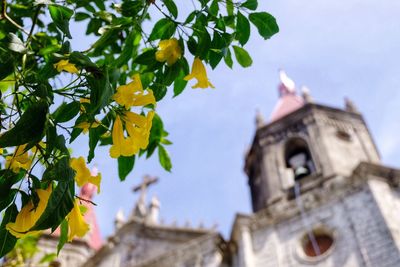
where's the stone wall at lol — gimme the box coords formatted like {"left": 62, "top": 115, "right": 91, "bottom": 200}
{"left": 233, "top": 182, "right": 400, "bottom": 267}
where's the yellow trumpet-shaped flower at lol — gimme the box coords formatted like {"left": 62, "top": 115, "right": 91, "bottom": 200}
{"left": 70, "top": 157, "right": 101, "bottom": 193}
{"left": 110, "top": 111, "right": 155, "bottom": 158}
{"left": 125, "top": 111, "right": 154, "bottom": 150}
{"left": 155, "top": 38, "right": 182, "bottom": 66}
{"left": 75, "top": 121, "right": 100, "bottom": 134}
{"left": 109, "top": 116, "right": 137, "bottom": 158}
{"left": 66, "top": 199, "right": 90, "bottom": 242}
{"left": 6, "top": 187, "right": 52, "bottom": 238}
{"left": 112, "top": 74, "right": 156, "bottom": 109}
{"left": 53, "top": 59, "right": 79, "bottom": 74}
{"left": 184, "top": 58, "right": 214, "bottom": 89}
{"left": 6, "top": 144, "right": 32, "bottom": 173}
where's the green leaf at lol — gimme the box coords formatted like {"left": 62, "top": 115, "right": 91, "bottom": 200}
{"left": 208, "top": 0, "right": 219, "bottom": 16}
{"left": 52, "top": 101, "right": 80, "bottom": 123}
{"left": 134, "top": 49, "right": 157, "bottom": 65}
{"left": 74, "top": 12, "right": 91, "bottom": 21}
{"left": 42, "top": 156, "right": 75, "bottom": 183}
{"left": 88, "top": 122, "right": 108, "bottom": 163}
{"left": 173, "top": 59, "right": 189, "bottom": 97}
{"left": 226, "top": 0, "right": 234, "bottom": 16}
{"left": 241, "top": 0, "right": 258, "bottom": 10}
{"left": 39, "top": 44, "right": 61, "bottom": 56}
{"left": 236, "top": 12, "right": 250, "bottom": 46}
{"left": 87, "top": 67, "right": 113, "bottom": 115}
{"left": 121, "top": 0, "right": 143, "bottom": 17}
{"left": 149, "top": 83, "right": 167, "bottom": 101}
{"left": 149, "top": 114, "right": 164, "bottom": 143}
{"left": 49, "top": 5, "right": 74, "bottom": 39}
{"left": 233, "top": 45, "right": 252, "bottom": 67}
{"left": 148, "top": 18, "right": 176, "bottom": 41}
{"left": 45, "top": 125, "right": 57, "bottom": 158}
{"left": 216, "top": 16, "right": 226, "bottom": 31}
{"left": 223, "top": 47, "right": 233, "bottom": 68}
{"left": 0, "top": 204, "right": 18, "bottom": 257}
{"left": 69, "top": 115, "right": 86, "bottom": 143}
{"left": 0, "top": 170, "right": 25, "bottom": 195}
{"left": 69, "top": 51, "right": 99, "bottom": 71}
{"left": 163, "top": 62, "right": 181, "bottom": 86}
{"left": 209, "top": 50, "right": 223, "bottom": 69}
{"left": 31, "top": 180, "right": 74, "bottom": 231}
{"left": 118, "top": 156, "right": 135, "bottom": 181}
{"left": 0, "top": 189, "right": 18, "bottom": 212}
{"left": 184, "top": 11, "right": 197, "bottom": 24}
{"left": 113, "top": 31, "right": 139, "bottom": 68}
{"left": 0, "top": 101, "right": 48, "bottom": 149}
{"left": 187, "top": 37, "right": 197, "bottom": 55}
{"left": 158, "top": 145, "right": 172, "bottom": 172}
{"left": 162, "top": 0, "right": 178, "bottom": 18}
{"left": 0, "top": 54, "right": 15, "bottom": 81}
{"left": 92, "top": 28, "right": 120, "bottom": 53}
{"left": 161, "top": 138, "right": 173, "bottom": 145}
{"left": 57, "top": 220, "right": 68, "bottom": 255}
{"left": 249, "top": 12, "right": 279, "bottom": 40}
{"left": 33, "top": 82, "right": 54, "bottom": 103}
{"left": 195, "top": 28, "right": 211, "bottom": 58}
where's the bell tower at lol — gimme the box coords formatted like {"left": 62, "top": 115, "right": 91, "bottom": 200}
{"left": 245, "top": 71, "right": 380, "bottom": 212}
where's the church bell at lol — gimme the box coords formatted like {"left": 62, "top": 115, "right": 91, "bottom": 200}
{"left": 294, "top": 166, "right": 310, "bottom": 180}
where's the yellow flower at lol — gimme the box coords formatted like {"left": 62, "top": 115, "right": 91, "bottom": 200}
{"left": 0, "top": 148, "right": 3, "bottom": 154}
{"left": 53, "top": 59, "right": 79, "bottom": 74}
{"left": 70, "top": 157, "right": 101, "bottom": 193}
{"left": 66, "top": 199, "right": 90, "bottom": 242}
{"left": 184, "top": 58, "right": 214, "bottom": 89}
{"left": 155, "top": 38, "right": 182, "bottom": 66}
{"left": 6, "top": 187, "right": 52, "bottom": 238}
{"left": 125, "top": 111, "right": 154, "bottom": 150}
{"left": 30, "top": 141, "right": 46, "bottom": 154}
{"left": 109, "top": 112, "right": 154, "bottom": 158}
{"left": 6, "top": 144, "right": 32, "bottom": 173}
{"left": 112, "top": 74, "right": 156, "bottom": 109}
{"left": 109, "top": 116, "right": 135, "bottom": 158}
{"left": 79, "top": 98, "right": 90, "bottom": 113}
{"left": 75, "top": 121, "right": 100, "bottom": 134}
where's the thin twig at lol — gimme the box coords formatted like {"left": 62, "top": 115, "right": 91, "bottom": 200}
{"left": 26, "top": 5, "right": 42, "bottom": 46}
{"left": 76, "top": 195, "right": 97, "bottom": 206}
{"left": 0, "top": 0, "right": 29, "bottom": 35}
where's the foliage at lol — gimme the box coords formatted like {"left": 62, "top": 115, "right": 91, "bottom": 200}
{"left": 0, "top": 0, "right": 278, "bottom": 257}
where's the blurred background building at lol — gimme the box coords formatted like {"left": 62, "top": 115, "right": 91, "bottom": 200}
{"left": 9, "top": 72, "right": 400, "bottom": 267}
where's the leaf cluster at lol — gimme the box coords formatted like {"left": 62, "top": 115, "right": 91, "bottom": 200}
{"left": 0, "top": 0, "right": 278, "bottom": 258}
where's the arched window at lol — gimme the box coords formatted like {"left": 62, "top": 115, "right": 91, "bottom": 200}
{"left": 284, "top": 137, "right": 316, "bottom": 180}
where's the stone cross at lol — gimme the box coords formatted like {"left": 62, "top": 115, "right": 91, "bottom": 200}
{"left": 132, "top": 175, "right": 159, "bottom": 218}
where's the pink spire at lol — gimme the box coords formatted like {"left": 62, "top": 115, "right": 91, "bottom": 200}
{"left": 79, "top": 181, "right": 103, "bottom": 250}
{"left": 269, "top": 70, "right": 304, "bottom": 122}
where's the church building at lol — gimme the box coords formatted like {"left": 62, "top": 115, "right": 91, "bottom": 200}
{"left": 11, "top": 72, "right": 400, "bottom": 267}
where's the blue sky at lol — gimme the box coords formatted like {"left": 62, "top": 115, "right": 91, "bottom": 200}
{"left": 69, "top": 0, "right": 400, "bottom": 239}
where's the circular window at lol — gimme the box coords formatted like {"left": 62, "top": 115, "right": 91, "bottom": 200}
{"left": 302, "top": 233, "right": 334, "bottom": 257}
{"left": 295, "top": 226, "right": 336, "bottom": 263}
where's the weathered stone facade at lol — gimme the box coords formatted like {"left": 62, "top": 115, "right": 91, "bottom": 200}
{"left": 231, "top": 163, "right": 400, "bottom": 267}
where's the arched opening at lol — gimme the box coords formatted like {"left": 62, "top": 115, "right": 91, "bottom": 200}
{"left": 285, "top": 137, "right": 316, "bottom": 180}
